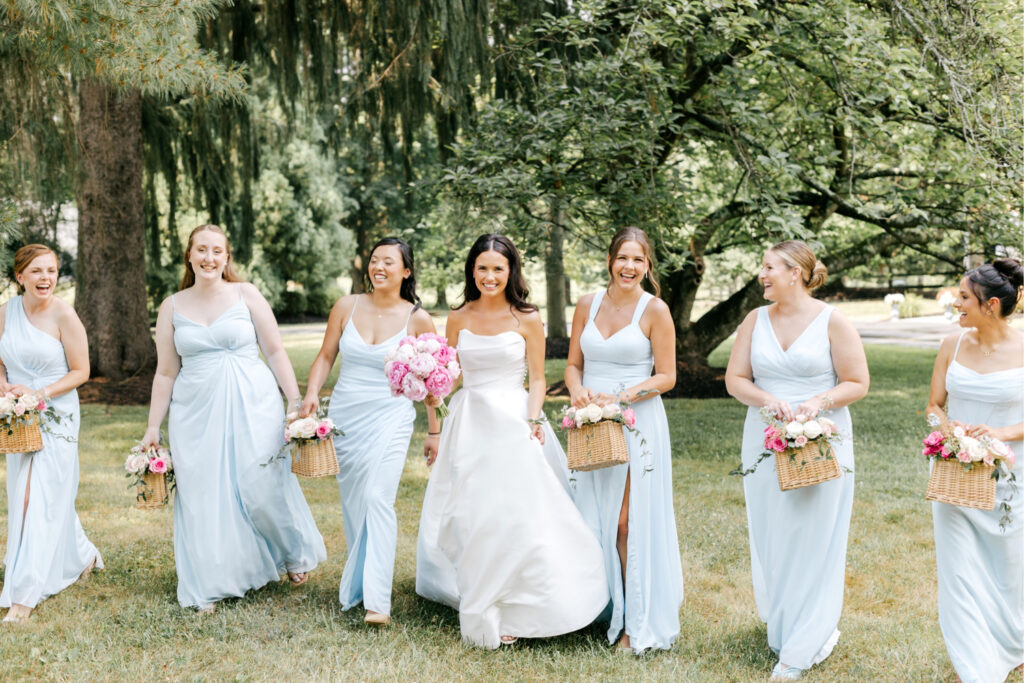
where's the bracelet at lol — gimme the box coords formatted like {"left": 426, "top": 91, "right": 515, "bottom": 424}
{"left": 821, "top": 393, "right": 834, "bottom": 410}
{"left": 427, "top": 432, "right": 441, "bottom": 436}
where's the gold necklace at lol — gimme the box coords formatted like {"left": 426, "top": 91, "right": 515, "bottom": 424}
{"left": 605, "top": 289, "right": 638, "bottom": 312}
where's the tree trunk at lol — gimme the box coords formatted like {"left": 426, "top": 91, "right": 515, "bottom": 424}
{"left": 544, "top": 200, "right": 568, "bottom": 338}
{"left": 76, "top": 81, "right": 154, "bottom": 379}
{"left": 348, "top": 209, "right": 369, "bottom": 294}
{"left": 436, "top": 286, "right": 448, "bottom": 309}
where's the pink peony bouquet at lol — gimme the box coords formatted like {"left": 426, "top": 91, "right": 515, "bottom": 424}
{"left": 923, "top": 414, "right": 1016, "bottom": 471}
{"left": 385, "top": 333, "right": 461, "bottom": 417}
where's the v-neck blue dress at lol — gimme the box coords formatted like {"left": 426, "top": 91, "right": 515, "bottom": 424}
{"left": 327, "top": 295, "right": 416, "bottom": 617}
{"left": 739, "top": 305, "right": 855, "bottom": 669}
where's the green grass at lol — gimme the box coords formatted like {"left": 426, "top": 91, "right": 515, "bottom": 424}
{"left": 0, "top": 340, "right": 1018, "bottom": 681}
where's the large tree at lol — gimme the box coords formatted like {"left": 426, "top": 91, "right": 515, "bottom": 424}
{"left": 441, "top": 0, "right": 1022, "bottom": 363}
{"left": 1, "top": 1, "right": 243, "bottom": 378}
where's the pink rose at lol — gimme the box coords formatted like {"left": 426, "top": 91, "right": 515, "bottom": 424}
{"left": 315, "top": 422, "right": 332, "bottom": 439}
{"left": 1005, "top": 450, "right": 1016, "bottom": 468}
{"left": 401, "top": 373, "right": 429, "bottom": 402}
{"left": 956, "top": 449, "right": 972, "bottom": 463}
{"left": 149, "top": 457, "right": 168, "bottom": 474}
{"left": 561, "top": 415, "right": 576, "bottom": 429}
{"left": 983, "top": 452, "right": 995, "bottom": 466}
{"left": 770, "top": 437, "right": 787, "bottom": 453}
{"left": 794, "top": 435, "right": 808, "bottom": 447}
{"left": 922, "top": 431, "right": 945, "bottom": 449}
{"left": 424, "top": 369, "right": 454, "bottom": 398}
{"left": 284, "top": 426, "right": 292, "bottom": 442}
{"left": 939, "top": 445, "right": 953, "bottom": 459}
{"left": 35, "top": 400, "right": 46, "bottom": 412}
{"left": 13, "top": 403, "right": 24, "bottom": 416}
{"left": 622, "top": 408, "right": 636, "bottom": 428}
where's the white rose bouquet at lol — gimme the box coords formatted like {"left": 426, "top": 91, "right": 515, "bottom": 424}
{"left": 0, "top": 391, "right": 67, "bottom": 454}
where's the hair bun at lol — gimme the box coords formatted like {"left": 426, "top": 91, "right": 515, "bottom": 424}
{"left": 806, "top": 259, "right": 828, "bottom": 291}
{"left": 992, "top": 257, "right": 1024, "bottom": 290}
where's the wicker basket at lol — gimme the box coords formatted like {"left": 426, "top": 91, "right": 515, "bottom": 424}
{"left": 0, "top": 420, "right": 43, "bottom": 454}
{"left": 567, "top": 420, "right": 629, "bottom": 472}
{"left": 926, "top": 457, "right": 995, "bottom": 510}
{"left": 775, "top": 440, "right": 842, "bottom": 491}
{"left": 291, "top": 438, "right": 339, "bottom": 478}
{"left": 136, "top": 471, "right": 169, "bottom": 509}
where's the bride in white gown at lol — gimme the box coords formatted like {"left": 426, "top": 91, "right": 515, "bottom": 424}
{"left": 416, "top": 234, "right": 608, "bottom": 649}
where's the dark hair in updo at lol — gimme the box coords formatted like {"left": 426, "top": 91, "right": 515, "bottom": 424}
{"left": 965, "top": 257, "right": 1023, "bottom": 318}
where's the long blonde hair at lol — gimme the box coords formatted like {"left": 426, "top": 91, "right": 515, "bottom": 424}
{"left": 179, "top": 224, "right": 244, "bottom": 290}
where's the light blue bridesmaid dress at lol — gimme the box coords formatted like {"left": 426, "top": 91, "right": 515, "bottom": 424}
{"left": 0, "top": 297, "right": 102, "bottom": 609}
{"left": 571, "top": 290, "right": 684, "bottom": 653}
{"left": 169, "top": 285, "right": 326, "bottom": 608}
{"left": 933, "top": 332, "right": 1023, "bottom": 683}
{"left": 739, "top": 305, "right": 854, "bottom": 670}
{"left": 328, "top": 295, "right": 416, "bottom": 617}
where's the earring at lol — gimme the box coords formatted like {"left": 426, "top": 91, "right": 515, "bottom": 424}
{"left": 789, "top": 280, "right": 796, "bottom": 287}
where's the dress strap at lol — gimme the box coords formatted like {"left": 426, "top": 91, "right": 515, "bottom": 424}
{"left": 952, "top": 330, "right": 967, "bottom": 363}
{"left": 346, "top": 294, "right": 360, "bottom": 326}
{"left": 587, "top": 290, "right": 605, "bottom": 323}
{"left": 237, "top": 283, "right": 244, "bottom": 302}
{"left": 631, "top": 292, "right": 654, "bottom": 326}
{"left": 170, "top": 293, "right": 177, "bottom": 310}
{"left": 402, "top": 303, "right": 416, "bottom": 333}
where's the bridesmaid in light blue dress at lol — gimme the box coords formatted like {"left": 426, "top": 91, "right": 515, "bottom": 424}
{"left": 565, "top": 227, "right": 683, "bottom": 654}
{"left": 0, "top": 245, "right": 101, "bottom": 623}
{"left": 925, "top": 259, "right": 1024, "bottom": 683}
{"left": 301, "top": 238, "right": 439, "bottom": 626}
{"left": 725, "top": 241, "right": 868, "bottom": 681}
{"left": 142, "top": 225, "right": 325, "bottom": 612}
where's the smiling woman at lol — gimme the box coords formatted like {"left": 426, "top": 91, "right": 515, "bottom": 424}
{"left": 0, "top": 244, "right": 101, "bottom": 623}
{"left": 141, "top": 224, "right": 326, "bottom": 613}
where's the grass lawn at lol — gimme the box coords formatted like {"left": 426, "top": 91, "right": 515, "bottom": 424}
{"left": 0, "top": 339, "right": 1016, "bottom": 681}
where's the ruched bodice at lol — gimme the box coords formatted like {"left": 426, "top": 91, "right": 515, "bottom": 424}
{"left": 332, "top": 319, "right": 411, "bottom": 405}
{"left": 457, "top": 330, "right": 527, "bottom": 392}
{"left": 0, "top": 296, "right": 100, "bottom": 610}
{"left": 173, "top": 300, "right": 260, "bottom": 371}
{"left": 167, "top": 288, "right": 325, "bottom": 608}
{"left": 946, "top": 361, "right": 1024, "bottom": 426}
{"left": 750, "top": 306, "right": 837, "bottom": 405}
{"left": 580, "top": 291, "right": 654, "bottom": 387}
{"left": 1, "top": 298, "right": 71, "bottom": 391}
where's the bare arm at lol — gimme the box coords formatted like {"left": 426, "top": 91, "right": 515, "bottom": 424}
{"left": 243, "top": 283, "right": 301, "bottom": 412}
{"left": 425, "top": 309, "right": 465, "bottom": 466}
{"left": 142, "top": 298, "right": 181, "bottom": 449}
{"left": 564, "top": 296, "right": 594, "bottom": 408}
{"left": 522, "top": 311, "right": 548, "bottom": 444}
{"left": 794, "top": 310, "right": 870, "bottom": 417}
{"left": 44, "top": 302, "right": 90, "bottom": 398}
{"left": 0, "top": 302, "right": 8, "bottom": 393}
{"left": 299, "top": 296, "right": 351, "bottom": 417}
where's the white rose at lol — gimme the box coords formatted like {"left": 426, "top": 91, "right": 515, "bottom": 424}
{"left": 802, "top": 420, "right": 823, "bottom": 439}
{"left": 953, "top": 425, "right": 966, "bottom": 439}
{"left": 785, "top": 421, "right": 804, "bottom": 438}
{"left": 125, "top": 453, "right": 149, "bottom": 474}
{"left": 17, "top": 394, "right": 37, "bottom": 410}
{"left": 289, "top": 417, "right": 318, "bottom": 440}
{"left": 601, "top": 403, "right": 622, "bottom": 419}
{"left": 580, "top": 404, "right": 604, "bottom": 424}
{"left": 0, "top": 396, "right": 15, "bottom": 416}
{"left": 960, "top": 435, "right": 986, "bottom": 462}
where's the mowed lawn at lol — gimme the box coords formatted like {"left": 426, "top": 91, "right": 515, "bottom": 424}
{"left": 0, "top": 339, "right": 1013, "bottom": 681}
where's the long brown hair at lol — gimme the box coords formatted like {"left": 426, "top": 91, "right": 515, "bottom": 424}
{"left": 179, "top": 224, "right": 244, "bottom": 290}
{"left": 13, "top": 244, "right": 59, "bottom": 293}
{"left": 458, "top": 234, "right": 537, "bottom": 313}
{"left": 607, "top": 227, "right": 661, "bottom": 296}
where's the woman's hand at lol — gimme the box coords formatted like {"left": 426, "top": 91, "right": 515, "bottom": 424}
{"left": 965, "top": 422, "right": 1004, "bottom": 442}
{"left": 795, "top": 394, "right": 831, "bottom": 419}
{"left": 424, "top": 434, "right": 440, "bottom": 465}
{"left": 424, "top": 394, "right": 442, "bottom": 409}
{"left": 529, "top": 421, "right": 546, "bottom": 445}
{"left": 141, "top": 426, "right": 161, "bottom": 451}
{"left": 298, "top": 394, "right": 319, "bottom": 418}
{"left": 765, "top": 396, "right": 795, "bottom": 422}
{"left": 6, "top": 384, "right": 32, "bottom": 397}
{"left": 570, "top": 386, "right": 595, "bottom": 408}
{"left": 592, "top": 391, "right": 620, "bottom": 406}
